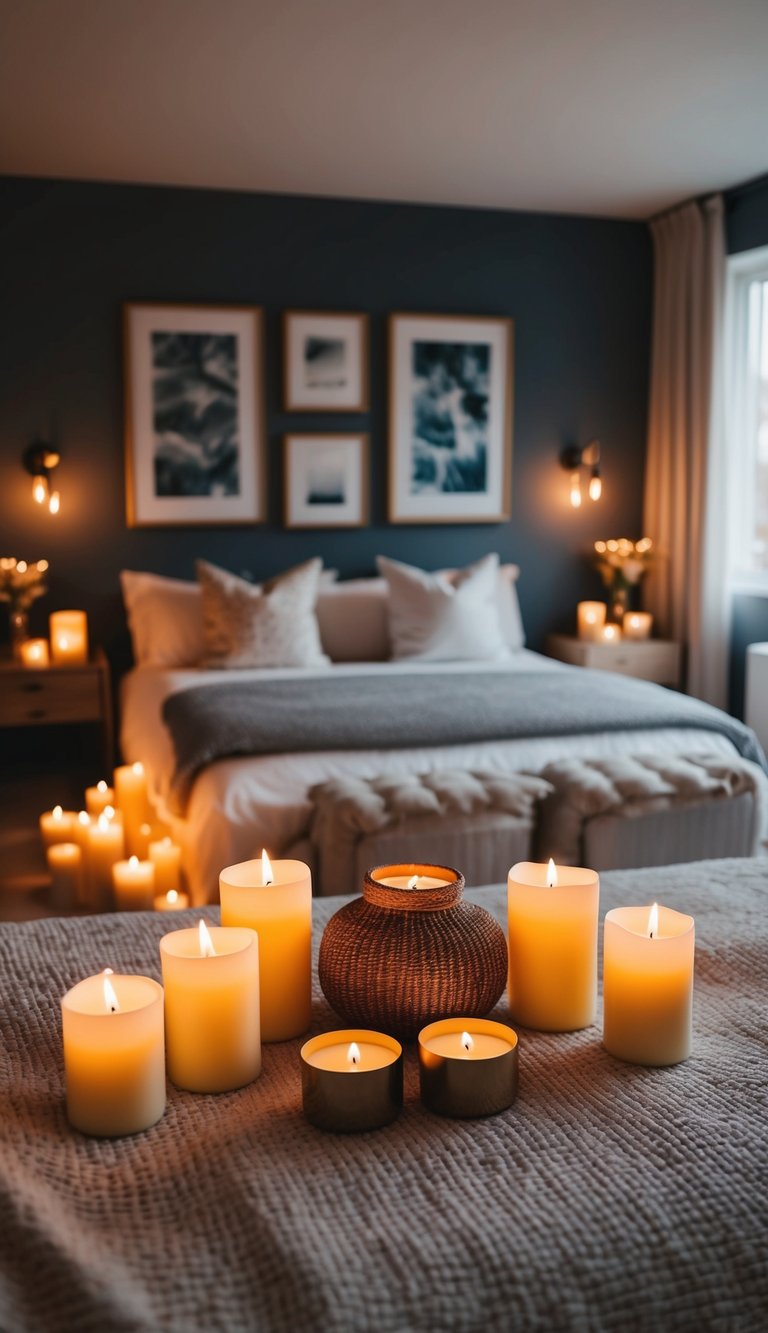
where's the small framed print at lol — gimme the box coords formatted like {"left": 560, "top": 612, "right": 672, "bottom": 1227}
{"left": 124, "top": 303, "right": 265, "bottom": 527}
{"left": 283, "top": 311, "right": 368, "bottom": 412}
{"left": 389, "top": 312, "right": 513, "bottom": 524}
{"left": 284, "top": 434, "right": 368, "bottom": 529}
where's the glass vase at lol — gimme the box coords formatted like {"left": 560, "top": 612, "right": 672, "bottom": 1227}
{"left": 9, "top": 607, "right": 29, "bottom": 660}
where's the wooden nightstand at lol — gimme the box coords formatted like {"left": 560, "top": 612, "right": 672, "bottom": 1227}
{"left": 546, "top": 635, "right": 681, "bottom": 686}
{"left": 0, "top": 649, "right": 114, "bottom": 766}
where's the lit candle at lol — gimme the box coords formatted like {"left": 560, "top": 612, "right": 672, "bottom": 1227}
{"left": 149, "top": 837, "right": 182, "bottom": 895}
{"left": 112, "top": 856, "right": 155, "bottom": 912}
{"left": 86, "top": 813, "right": 125, "bottom": 911}
{"left": 623, "top": 612, "right": 653, "bottom": 640}
{"left": 20, "top": 638, "right": 50, "bottom": 668}
{"left": 159, "top": 921, "right": 260, "bottom": 1092}
{"left": 114, "top": 762, "right": 150, "bottom": 857}
{"left": 154, "top": 887, "right": 190, "bottom": 913}
{"left": 374, "top": 871, "right": 452, "bottom": 890}
{"left": 599, "top": 623, "right": 622, "bottom": 643}
{"left": 39, "top": 804, "right": 76, "bottom": 848}
{"left": 577, "top": 601, "right": 607, "bottom": 641}
{"left": 219, "top": 851, "right": 312, "bottom": 1042}
{"left": 135, "top": 822, "right": 153, "bottom": 859}
{"left": 47, "top": 841, "right": 83, "bottom": 911}
{"left": 300, "top": 1029, "right": 403, "bottom": 1132}
{"left": 61, "top": 968, "right": 166, "bottom": 1136}
{"left": 418, "top": 1018, "right": 519, "bottom": 1118}
{"left": 603, "top": 902, "right": 695, "bottom": 1065}
{"left": 85, "top": 779, "right": 115, "bottom": 817}
{"left": 508, "top": 859, "right": 599, "bottom": 1031}
{"left": 49, "top": 610, "right": 88, "bottom": 665}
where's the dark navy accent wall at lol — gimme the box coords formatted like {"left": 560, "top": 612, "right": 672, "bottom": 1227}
{"left": 0, "top": 176, "right": 651, "bottom": 674}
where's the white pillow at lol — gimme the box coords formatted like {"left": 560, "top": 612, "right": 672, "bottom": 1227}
{"left": 120, "top": 570, "right": 205, "bottom": 667}
{"left": 316, "top": 579, "right": 390, "bottom": 662}
{"left": 196, "top": 558, "right": 329, "bottom": 669}
{"left": 377, "top": 553, "right": 510, "bottom": 661}
{"left": 439, "top": 562, "right": 525, "bottom": 651}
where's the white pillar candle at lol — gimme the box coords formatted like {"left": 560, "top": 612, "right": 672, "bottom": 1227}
{"left": 20, "top": 638, "right": 50, "bottom": 668}
{"left": 112, "top": 856, "right": 155, "bottom": 912}
{"left": 603, "top": 903, "right": 695, "bottom": 1066}
{"left": 114, "top": 762, "right": 149, "bottom": 857}
{"left": 623, "top": 612, "right": 653, "bottom": 640}
{"left": 219, "top": 852, "right": 312, "bottom": 1042}
{"left": 86, "top": 813, "right": 125, "bottom": 911}
{"left": 49, "top": 610, "right": 88, "bottom": 665}
{"left": 40, "top": 805, "right": 76, "bottom": 848}
{"left": 160, "top": 922, "right": 261, "bottom": 1092}
{"left": 149, "top": 838, "right": 182, "bottom": 895}
{"left": 154, "top": 888, "right": 190, "bottom": 913}
{"left": 577, "top": 601, "right": 607, "bottom": 641}
{"left": 508, "top": 860, "right": 599, "bottom": 1031}
{"left": 85, "top": 780, "right": 115, "bottom": 817}
{"left": 47, "top": 841, "right": 83, "bottom": 911}
{"left": 599, "top": 623, "right": 622, "bottom": 643}
{"left": 61, "top": 970, "right": 166, "bottom": 1136}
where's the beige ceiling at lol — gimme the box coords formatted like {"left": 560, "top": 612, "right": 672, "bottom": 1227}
{"left": 1, "top": 0, "right": 767, "bottom": 219}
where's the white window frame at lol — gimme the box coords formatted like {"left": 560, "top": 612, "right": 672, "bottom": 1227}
{"left": 726, "top": 243, "right": 768, "bottom": 594}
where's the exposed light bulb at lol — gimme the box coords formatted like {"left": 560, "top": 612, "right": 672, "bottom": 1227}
{"left": 570, "top": 472, "right": 582, "bottom": 508}
{"left": 589, "top": 472, "right": 602, "bottom": 502}
{"left": 48, "top": 491, "right": 60, "bottom": 515}
{"left": 32, "top": 476, "right": 47, "bottom": 505}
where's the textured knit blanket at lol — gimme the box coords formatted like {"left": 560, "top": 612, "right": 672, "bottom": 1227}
{"left": 1, "top": 860, "right": 767, "bottom": 1332}
{"left": 161, "top": 667, "right": 767, "bottom": 813}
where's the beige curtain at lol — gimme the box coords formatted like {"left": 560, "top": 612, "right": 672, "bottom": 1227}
{"left": 643, "top": 195, "right": 728, "bottom": 706}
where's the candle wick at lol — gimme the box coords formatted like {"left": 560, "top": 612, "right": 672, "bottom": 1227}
{"left": 265, "top": 878, "right": 273, "bottom": 887}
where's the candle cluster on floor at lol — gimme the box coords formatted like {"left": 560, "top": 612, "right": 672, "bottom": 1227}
{"left": 57, "top": 854, "right": 696, "bottom": 1139}
{"left": 39, "top": 763, "right": 186, "bottom": 914}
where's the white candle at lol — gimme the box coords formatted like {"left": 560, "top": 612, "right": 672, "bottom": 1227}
{"left": 623, "top": 612, "right": 653, "bottom": 640}
{"left": 599, "top": 623, "right": 622, "bottom": 643}
{"left": 85, "top": 780, "right": 115, "bottom": 817}
{"left": 112, "top": 856, "right": 155, "bottom": 912}
{"left": 508, "top": 860, "right": 599, "bottom": 1031}
{"left": 20, "top": 638, "right": 50, "bottom": 668}
{"left": 114, "top": 762, "right": 149, "bottom": 857}
{"left": 603, "top": 903, "right": 695, "bottom": 1065}
{"left": 374, "top": 873, "right": 451, "bottom": 889}
{"left": 135, "top": 822, "right": 153, "bottom": 859}
{"left": 61, "top": 970, "right": 166, "bottom": 1136}
{"left": 577, "top": 601, "right": 607, "bottom": 641}
{"left": 47, "top": 842, "right": 83, "bottom": 910}
{"left": 86, "top": 813, "right": 125, "bottom": 911}
{"left": 149, "top": 838, "right": 182, "bottom": 895}
{"left": 49, "top": 610, "right": 88, "bottom": 665}
{"left": 39, "top": 805, "right": 76, "bottom": 848}
{"left": 154, "top": 888, "right": 190, "bottom": 913}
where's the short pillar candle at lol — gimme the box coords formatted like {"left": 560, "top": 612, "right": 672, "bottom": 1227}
{"left": 20, "top": 638, "right": 50, "bottom": 668}
{"left": 577, "top": 601, "right": 606, "bottom": 641}
{"left": 61, "top": 971, "right": 166, "bottom": 1137}
{"left": 603, "top": 903, "right": 695, "bottom": 1065}
{"left": 623, "top": 612, "right": 653, "bottom": 640}
{"left": 220, "top": 853, "right": 312, "bottom": 1042}
{"left": 508, "top": 860, "right": 599, "bottom": 1031}
{"left": 40, "top": 805, "right": 76, "bottom": 849}
{"left": 86, "top": 780, "right": 115, "bottom": 817}
{"left": 47, "top": 841, "right": 83, "bottom": 910}
{"left": 113, "top": 856, "right": 155, "bottom": 912}
{"left": 418, "top": 1018, "right": 519, "bottom": 1118}
{"left": 49, "top": 610, "right": 88, "bottom": 665}
{"left": 300, "top": 1030, "right": 403, "bottom": 1132}
{"left": 149, "top": 838, "right": 182, "bottom": 895}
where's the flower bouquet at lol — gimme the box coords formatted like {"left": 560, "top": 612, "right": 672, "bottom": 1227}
{"left": 0, "top": 558, "right": 50, "bottom": 657}
{"left": 592, "top": 538, "right": 653, "bottom": 620}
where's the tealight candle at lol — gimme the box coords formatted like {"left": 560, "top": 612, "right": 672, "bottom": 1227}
{"left": 86, "top": 813, "right": 125, "bottom": 911}
{"left": 577, "top": 601, "right": 607, "bottom": 641}
{"left": 61, "top": 970, "right": 166, "bottom": 1136}
{"left": 20, "top": 637, "right": 50, "bottom": 668}
{"left": 603, "top": 903, "right": 695, "bottom": 1065}
{"left": 114, "top": 762, "right": 150, "bottom": 857}
{"left": 220, "top": 851, "right": 312, "bottom": 1041}
{"left": 113, "top": 856, "right": 155, "bottom": 912}
{"left": 160, "top": 922, "right": 260, "bottom": 1092}
{"left": 49, "top": 610, "right": 88, "bottom": 665}
{"left": 508, "top": 860, "right": 599, "bottom": 1031}
{"left": 300, "top": 1029, "right": 403, "bottom": 1132}
{"left": 418, "top": 1018, "right": 519, "bottom": 1118}
{"left": 149, "top": 837, "right": 182, "bottom": 895}
{"left": 47, "top": 841, "right": 83, "bottom": 911}
{"left": 154, "top": 887, "right": 190, "bottom": 912}
{"left": 367, "top": 863, "right": 455, "bottom": 892}
{"left": 374, "top": 871, "right": 451, "bottom": 890}
{"left": 85, "top": 780, "right": 115, "bottom": 817}
{"left": 600, "top": 623, "right": 622, "bottom": 643}
{"left": 623, "top": 612, "right": 653, "bottom": 640}
{"left": 39, "top": 805, "right": 76, "bottom": 848}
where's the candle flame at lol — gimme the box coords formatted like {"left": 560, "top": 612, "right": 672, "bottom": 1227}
{"left": 132, "top": 762, "right": 144, "bottom": 776}
{"left": 103, "top": 805, "right": 115, "bottom": 820}
{"left": 648, "top": 902, "right": 659, "bottom": 940}
{"left": 547, "top": 858, "right": 558, "bottom": 888}
{"left": 198, "top": 919, "right": 216, "bottom": 958}
{"left": 167, "top": 889, "right": 178, "bottom": 905}
{"left": 407, "top": 874, "right": 419, "bottom": 890}
{"left": 53, "top": 805, "right": 63, "bottom": 820}
{"left": 103, "top": 973, "right": 119, "bottom": 1013}
{"left": 59, "top": 634, "right": 69, "bottom": 649}
{"left": 97, "top": 813, "right": 109, "bottom": 830}
{"left": 129, "top": 855, "right": 139, "bottom": 868}
{"left": 261, "top": 848, "right": 274, "bottom": 886}
{"left": 97, "top": 780, "right": 108, "bottom": 793}
{"left": 78, "top": 810, "right": 90, "bottom": 826}
{"left": 347, "top": 1042, "right": 361, "bottom": 1067}
{"left": 460, "top": 1031, "right": 474, "bottom": 1053}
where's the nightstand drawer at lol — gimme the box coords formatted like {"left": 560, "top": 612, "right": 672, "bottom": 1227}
{"left": 0, "top": 670, "right": 102, "bottom": 726}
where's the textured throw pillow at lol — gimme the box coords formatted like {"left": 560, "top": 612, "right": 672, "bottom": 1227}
{"left": 377, "top": 554, "right": 510, "bottom": 661}
{"left": 121, "top": 570, "right": 206, "bottom": 667}
{"left": 196, "top": 558, "right": 329, "bottom": 669}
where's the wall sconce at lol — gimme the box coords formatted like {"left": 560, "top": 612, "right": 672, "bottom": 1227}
{"left": 559, "top": 439, "right": 602, "bottom": 509}
{"left": 23, "top": 440, "right": 61, "bottom": 514}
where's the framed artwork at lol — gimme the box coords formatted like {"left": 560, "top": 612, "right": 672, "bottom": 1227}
{"left": 388, "top": 313, "right": 513, "bottom": 524}
{"left": 124, "top": 303, "right": 265, "bottom": 526}
{"left": 284, "top": 434, "right": 368, "bottom": 529}
{"left": 283, "top": 311, "right": 368, "bottom": 412}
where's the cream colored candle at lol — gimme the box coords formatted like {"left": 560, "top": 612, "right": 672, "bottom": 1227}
{"left": 86, "top": 813, "right": 125, "bottom": 911}
{"left": 61, "top": 970, "right": 166, "bottom": 1136}
{"left": 149, "top": 837, "right": 182, "bottom": 895}
{"left": 49, "top": 610, "right": 88, "bottom": 664}
{"left": 20, "top": 637, "right": 50, "bottom": 667}
{"left": 154, "top": 888, "right": 190, "bottom": 912}
{"left": 47, "top": 841, "right": 82, "bottom": 910}
{"left": 85, "top": 780, "right": 115, "bottom": 817}
{"left": 375, "top": 872, "right": 451, "bottom": 890}
{"left": 603, "top": 903, "right": 695, "bottom": 1066}
{"left": 599, "top": 623, "right": 622, "bottom": 643}
{"left": 39, "top": 805, "right": 76, "bottom": 848}
{"left": 114, "top": 762, "right": 149, "bottom": 857}
{"left": 577, "top": 601, "right": 606, "bottom": 641}
{"left": 220, "top": 852, "right": 312, "bottom": 1042}
{"left": 135, "top": 822, "right": 153, "bottom": 859}
{"left": 113, "top": 856, "right": 155, "bottom": 912}
{"left": 623, "top": 612, "right": 653, "bottom": 640}
{"left": 508, "top": 860, "right": 599, "bottom": 1031}
{"left": 160, "top": 921, "right": 260, "bottom": 1092}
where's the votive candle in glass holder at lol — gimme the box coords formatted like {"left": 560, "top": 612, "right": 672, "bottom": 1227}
{"left": 418, "top": 1018, "right": 519, "bottom": 1118}
{"left": 20, "top": 638, "right": 50, "bottom": 668}
{"left": 577, "top": 601, "right": 607, "bottom": 641}
{"left": 623, "top": 612, "right": 653, "bottom": 640}
{"left": 300, "top": 1029, "right": 403, "bottom": 1132}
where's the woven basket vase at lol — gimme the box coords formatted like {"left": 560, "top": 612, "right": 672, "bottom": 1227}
{"left": 318, "top": 864, "right": 508, "bottom": 1042}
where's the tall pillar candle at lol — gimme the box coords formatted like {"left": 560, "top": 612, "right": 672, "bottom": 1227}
{"left": 114, "top": 762, "right": 150, "bottom": 856}
{"left": 220, "top": 854, "right": 312, "bottom": 1042}
{"left": 86, "top": 813, "right": 125, "bottom": 911}
{"left": 47, "top": 842, "right": 83, "bottom": 910}
{"left": 49, "top": 610, "right": 88, "bottom": 665}
{"left": 508, "top": 860, "right": 599, "bottom": 1031}
{"left": 61, "top": 971, "right": 166, "bottom": 1136}
{"left": 603, "top": 903, "right": 695, "bottom": 1065}
{"left": 149, "top": 838, "right": 182, "bottom": 894}
{"left": 160, "top": 922, "right": 260, "bottom": 1092}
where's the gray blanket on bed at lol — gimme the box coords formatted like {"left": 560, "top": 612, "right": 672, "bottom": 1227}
{"left": 162, "top": 666, "right": 766, "bottom": 813}
{"left": 1, "top": 860, "right": 767, "bottom": 1332}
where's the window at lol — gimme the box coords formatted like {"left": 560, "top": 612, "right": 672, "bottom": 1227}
{"left": 726, "top": 244, "right": 768, "bottom": 584}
